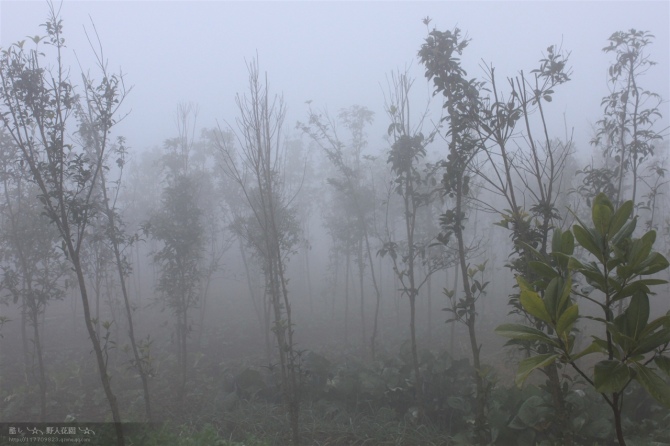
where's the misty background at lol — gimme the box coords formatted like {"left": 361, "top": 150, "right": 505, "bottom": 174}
{"left": 0, "top": 1, "right": 669, "bottom": 444}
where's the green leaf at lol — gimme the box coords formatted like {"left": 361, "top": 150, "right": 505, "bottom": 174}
{"left": 638, "top": 252, "right": 669, "bottom": 276}
{"left": 632, "top": 363, "right": 670, "bottom": 408}
{"left": 552, "top": 228, "right": 563, "bottom": 254}
{"left": 655, "top": 355, "right": 670, "bottom": 377}
{"left": 529, "top": 261, "right": 558, "bottom": 279}
{"left": 608, "top": 200, "right": 633, "bottom": 236}
{"left": 573, "top": 225, "right": 603, "bottom": 262}
{"left": 631, "top": 328, "right": 670, "bottom": 356}
{"left": 561, "top": 230, "right": 574, "bottom": 255}
{"left": 520, "top": 287, "right": 553, "bottom": 325}
{"left": 641, "top": 314, "right": 670, "bottom": 338}
{"left": 556, "top": 274, "right": 573, "bottom": 316}
{"left": 495, "top": 324, "right": 558, "bottom": 347}
{"left": 515, "top": 353, "right": 559, "bottom": 387}
{"left": 571, "top": 340, "right": 606, "bottom": 361}
{"left": 556, "top": 305, "right": 579, "bottom": 337}
{"left": 611, "top": 217, "right": 637, "bottom": 247}
{"left": 612, "top": 280, "right": 651, "bottom": 303}
{"left": 625, "top": 292, "right": 649, "bottom": 341}
{"left": 592, "top": 202, "right": 613, "bottom": 236}
{"left": 594, "top": 360, "right": 630, "bottom": 394}
{"left": 628, "top": 232, "right": 655, "bottom": 268}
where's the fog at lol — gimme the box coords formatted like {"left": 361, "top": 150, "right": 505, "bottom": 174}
{"left": 0, "top": 1, "right": 669, "bottom": 445}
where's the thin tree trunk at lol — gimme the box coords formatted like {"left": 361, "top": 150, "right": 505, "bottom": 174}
{"left": 357, "top": 238, "right": 366, "bottom": 357}
{"left": 344, "top": 249, "right": 350, "bottom": 346}
{"left": 71, "top": 251, "right": 125, "bottom": 445}
{"left": 30, "top": 304, "right": 47, "bottom": 422}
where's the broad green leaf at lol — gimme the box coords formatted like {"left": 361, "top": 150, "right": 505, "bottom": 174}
{"left": 608, "top": 200, "right": 633, "bottom": 236}
{"left": 556, "top": 274, "right": 573, "bottom": 316}
{"left": 592, "top": 193, "right": 614, "bottom": 212}
{"left": 520, "top": 287, "right": 553, "bottom": 325}
{"left": 571, "top": 340, "right": 606, "bottom": 361}
{"left": 552, "top": 252, "right": 571, "bottom": 270}
{"left": 495, "top": 324, "right": 558, "bottom": 347}
{"left": 529, "top": 261, "right": 558, "bottom": 279}
{"left": 632, "top": 363, "right": 670, "bottom": 408}
{"left": 556, "top": 304, "right": 578, "bottom": 337}
{"left": 631, "top": 328, "right": 670, "bottom": 356}
{"left": 594, "top": 360, "right": 630, "bottom": 394}
{"left": 638, "top": 278, "right": 669, "bottom": 287}
{"left": 552, "top": 228, "right": 563, "bottom": 254}
{"left": 611, "top": 217, "right": 637, "bottom": 247}
{"left": 641, "top": 315, "right": 670, "bottom": 338}
{"left": 655, "top": 355, "right": 670, "bottom": 377}
{"left": 579, "top": 267, "right": 607, "bottom": 291}
{"left": 628, "top": 232, "right": 654, "bottom": 268}
{"left": 561, "top": 229, "right": 574, "bottom": 255}
{"left": 638, "top": 252, "right": 669, "bottom": 276}
{"left": 567, "top": 256, "right": 585, "bottom": 270}
{"left": 515, "top": 353, "right": 559, "bottom": 387}
{"left": 612, "top": 281, "right": 650, "bottom": 303}
{"left": 592, "top": 202, "right": 612, "bottom": 236}
{"left": 625, "top": 292, "right": 649, "bottom": 341}
{"left": 573, "top": 225, "right": 603, "bottom": 262}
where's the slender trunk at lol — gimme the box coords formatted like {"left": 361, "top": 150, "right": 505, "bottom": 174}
{"left": 21, "top": 303, "right": 29, "bottom": 385}
{"left": 96, "top": 128, "right": 152, "bottom": 422}
{"left": 181, "top": 302, "right": 188, "bottom": 399}
{"left": 344, "top": 249, "right": 350, "bottom": 346}
{"left": 455, "top": 176, "right": 488, "bottom": 444}
{"left": 366, "top": 231, "right": 382, "bottom": 360}
{"left": 31, "top": 305, "right": 46, "bottom": 422}
{"left": 305, "top": 241, "right": 314, "bottom": 316}
{"left": 613, "top": 393, "right": 626, "bottom": 446}
{"left": 240, "top": 241, "right": 270, "bottom": 361}
{"left": 450, "top": 262, "right": 459, "bottom": 354}
{"left": 409, "top": 294, "right": 421, "bottom": 397}
{"left": 72, "top": 251, "right": 124, "bottom": 446}
{"left": 403, "top": 171, "right": 422, "bottom": 402}
{"left": 197, "top": 275, "right": 211, "bottom": 350}
{"left": 357, "top": 237, "right": 366, "bottom": 357}
{"left": 427, "top": 272, "right": 432, "bottom": 343}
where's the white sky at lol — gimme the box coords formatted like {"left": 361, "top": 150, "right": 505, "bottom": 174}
{"left": 1, "top": 1, "right": 668, "bottom": 157}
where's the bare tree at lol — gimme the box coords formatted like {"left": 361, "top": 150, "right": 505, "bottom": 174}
{"left": 216, "top": 57, "right": 302, "bottom": 445}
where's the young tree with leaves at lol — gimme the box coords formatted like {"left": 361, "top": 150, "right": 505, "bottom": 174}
{"left": 76, "top": 32, "right": 152, "bottom": 420}
{"left": 0, "top": 133, "right": 66, "bottom": 422}
{"left": 298, "top": 104, "right": 385, "bottom": 359}
{"left": 379, "top": 70, "right": 446, "bottom": 408}
{"left": 419, "top": 26, "right": 492, "bottom": 443}
{"left": 146, "top": 142, "right": 204, "bottom": 400}
{"left": 0, "top": 6, "right": 126, "bottom": 444}
{"left": 497, "top": 194, "right": 670, "bottom": 446}
{"left": 591, "top": 30, "right": 665, "bottom": 208}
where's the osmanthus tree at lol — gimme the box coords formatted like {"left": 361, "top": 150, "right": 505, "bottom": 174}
{"left": 0, "top": 132, "right": 67, "bottom": 422}
{"left": 379, "top": 69, "right": 450, "bottom": 409}
{"left": 146, "top": 171, "right": 203, "bottom": 400}
{"left": 298, "top": 104, "right": 385, "bottom": 359}
{"left": 0, "top": 6, "right": 126, "bottom": 445}
{"left": 77, "top": 32, "right": 152, "bottom": 420}
{"left": 591, "top": 30, "right": 665, "bottom": 208}
{"left": 476, "top": 43, "right": 576, "bottom": 442}
{"left": 497, "top": 194, "right": 670, "bottom": 446}
{"left": 418, "top": 26, "right": 492, "bottom": 444}
{"left": 216, "top": 58, "right": 301, "bottom": 445}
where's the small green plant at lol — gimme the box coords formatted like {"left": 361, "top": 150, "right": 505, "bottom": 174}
{"left": 497, "top": 193, "right": 670, "bottom": 446}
